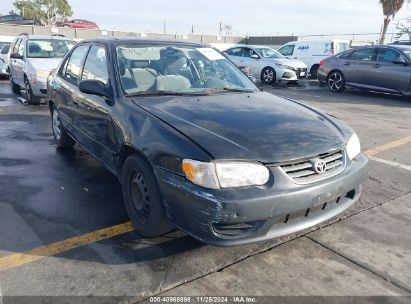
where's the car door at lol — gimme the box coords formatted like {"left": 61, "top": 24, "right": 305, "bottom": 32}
{"left": 240, "top": 47, "right": 261, "bottom": 75}
{"left": 75, "top": 44, "right": 117, "bottom": 164}
{"left": 57, "top": 44, "right": 90, "bottom": 135}
{"left": 9, "top": 39, "right": 23, "bottom": 85}
{"left": 373, "top": 47, "right": 410, "bottom": 93}
{"left": 340, "top": 47, "right": 377, "bottom": 86}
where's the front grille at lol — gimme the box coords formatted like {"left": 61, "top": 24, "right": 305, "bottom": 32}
{"left": 280, "top": 150, "right": 345, "bottom": 184}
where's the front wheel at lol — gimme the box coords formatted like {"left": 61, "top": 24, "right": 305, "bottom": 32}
{"left": 310, "top": 64, "right": 320, "bottom": 79}
{"left": 327, "top": 71, "right": 346, "bottom": 93}
{"left": 10, "top": 76, "right": 20, "bottom": 94}
{"left": 122, "top": 154, "right": 173, "bottom": 237}
{"left": 261, "top": 67, "right": 276, "bottom": 84}
{"left": 24, "top": 78, "right": 41, "bottom": 105}
{"left": 51, "top": 105, "right": 75, "bottom": 148}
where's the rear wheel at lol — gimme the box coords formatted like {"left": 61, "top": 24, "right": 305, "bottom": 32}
{"left": 122, "top": 154, "right": 173, "bottom": 237}
{"left": 51, "top": 105, "right": 75, "bottom": 148}
{"left": 24, "top": 78, "right": 41, "bottom": 105}
{"left": 261, "top": 67, "right": 276, "bottom": 84}
{"left": 10, "top": 76, "right": 20, "bottom": 94}
{"left": 310, "top": 64, "right": 320, "bottom": 79}
{"left": 327, "top": 71, "right": 345, "bottom": 93}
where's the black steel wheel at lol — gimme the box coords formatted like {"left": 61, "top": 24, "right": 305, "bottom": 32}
{"left": 122, "top": 154, "right": 173, "bottom": 237}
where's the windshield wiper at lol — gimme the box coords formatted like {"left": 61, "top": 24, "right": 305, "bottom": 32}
{"left": 127, "top": 90, "right": 200, "bottom": 97}
{"left": 204, "top": 88, "right": 257, "bottom": 94}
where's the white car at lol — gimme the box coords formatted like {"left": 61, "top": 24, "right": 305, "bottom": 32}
{"left": 223, "top": 45, "right": 307, "bottom": 84}
{"left": 278, "top": 40, "right": 350, "bottom": 78}
{"left": 0, "top": 43, "right": 11, "bottom": 78}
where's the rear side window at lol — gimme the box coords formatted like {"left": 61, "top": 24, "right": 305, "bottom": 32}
{"left": 1, "top": 45, "right": 10, "bottom": 54}
{"left": 82, "top": 45, "right": 109, "bottom": 84}
{"left": 348, "top": 48, "right": 375, "bottom": 61}
{"left": 61, "top": 45, "right": 89, "bottom": 85}
{"left": 278, "top": 45, "right": 295, "bottom": 56}
{"left": 376, "top": 48, "right": 403, "bottom": 63}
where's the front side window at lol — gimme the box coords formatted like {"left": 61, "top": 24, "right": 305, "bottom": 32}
{"left": 61, "top": 45, "right": 89, "bottom": 85}
{"left": 116, "top": 45, "right": 257, "bottom": 96}
{"left": 255, "top": 47, "right": 284, "bottom": 59}
{"left": 349, "top": 48, "right": 376, "bottom": 61}
{"left": 226, "top": 48, "right": 243, "bottom": 57}
{"left": 376, "top": 48, "right": 403, "bottom": 63}
{"left": 242, "top": 48, "right": 259, "bottom": 58}
{"left": 82, "top": 45, "right": 109, "bottom": 84}
{"left": 27, "top": 39, "right": 76, "bottom": 58}
{"left": 17, "top": 39, "right": 24, "bottom": 56}
{"left": 12, "top": 39, "right": 21, "bottom": 54}
{"left": 278, "top": 45, "right": 295, "bottom": 56}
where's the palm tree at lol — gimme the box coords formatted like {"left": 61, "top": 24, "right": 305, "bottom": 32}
{"left": 379, "top": 0, "right": 407, "bottom": 44}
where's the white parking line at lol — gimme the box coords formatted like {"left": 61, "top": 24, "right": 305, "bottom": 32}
{"left": 369, "top": 156, "right": 411, "bottom": 171}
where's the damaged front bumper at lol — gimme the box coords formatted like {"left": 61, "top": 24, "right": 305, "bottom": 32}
{"left": 156, "top": 153, "right": 368, "bottom": 246}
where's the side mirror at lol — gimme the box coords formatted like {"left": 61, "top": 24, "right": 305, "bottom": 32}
{"left": 393, "top": 58, "right": 407, "bottom": 65}
{"left": 251, "top": 54, "right": 260, "bottom": 59}
{"left": 79, "top": 80, "right": 112, "bottom": 101}
{"left": 10, "top": 53, "right": 23, "bottom": 60}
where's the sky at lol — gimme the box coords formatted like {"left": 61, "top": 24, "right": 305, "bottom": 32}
{"left": 1, "top": 0, "right": 410, "bottom": 38}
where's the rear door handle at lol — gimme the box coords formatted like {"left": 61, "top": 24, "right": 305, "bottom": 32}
{"left": 343, "top": 62, "right": 351, "bottom": 66}
{"left": 373, "top": 64, "right": 381, "bottom": 68}
{"left": 72, "top": 100, "right": 79, "bottom": 106}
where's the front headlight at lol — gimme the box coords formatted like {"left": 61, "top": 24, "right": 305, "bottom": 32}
{"left": 346, "top": 133, "right": 361, "bottom": 160}
{"left": 36, "top": 69, "right": 50, "bottom": 79}
{"left": 182, "top": 159, "right": 270, "bottom": 189}
{"left": 275, "top": 63, "right": 294, "bottom": 71}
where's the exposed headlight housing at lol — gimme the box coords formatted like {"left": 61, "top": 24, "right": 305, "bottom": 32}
{"left": 182, "top": 159, "right": 270, "bottom": 189}
{"left": 346, "top": 133, "right": 361, "bottom": 160}
{"left": 36, "top": 69, "right": 50, "bottom": 79}
{"left": 275, "top": 63, "right": 295, "bottom": 71}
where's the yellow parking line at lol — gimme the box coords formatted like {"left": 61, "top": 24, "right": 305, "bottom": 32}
{"left": 0, "top": 221, "right": 134, "bottom": 272}
{"left": 365, "top": 135, "right": 411, "bottom": 157}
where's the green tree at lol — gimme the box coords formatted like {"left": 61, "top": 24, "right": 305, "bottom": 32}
{"left": 13, "top": 0, "right": 73, "bottom": 25}
{"left": 379, "top": 0, "right": 407, "bottom": 44}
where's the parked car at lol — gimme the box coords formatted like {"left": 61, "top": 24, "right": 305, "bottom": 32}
{"left": 390, "top": 40, "right": 411, "bottom": 46}
{"left": 318, "top": 45, "right": 411, "bottom": 95}
{"left": 0, "top": 43, "right": 11, "bottom": 78}
{"left": 8, "top": 34, "right": 76, "bottom": 104}
{"left": 58, "top": 19, "right": 98, "bottom": 29}
{"left": 0, "top": 14, "right": 42, "bottom": 26}
{"left": 223, "top": 45, "right": 307, "bottom": 84}
{"left": 47, "top": 38, "right": 368, "bottom": 246}
{"left": 278, "top": 40, "right": 350, "bottom": 78}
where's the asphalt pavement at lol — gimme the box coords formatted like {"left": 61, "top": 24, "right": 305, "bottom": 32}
{"left": 0, "top": 79, "right": 410, "bottom": 303}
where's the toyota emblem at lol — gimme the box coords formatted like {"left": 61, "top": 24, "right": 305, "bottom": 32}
{"left": 314, "top": 160, "right": 327, "bottom": 174}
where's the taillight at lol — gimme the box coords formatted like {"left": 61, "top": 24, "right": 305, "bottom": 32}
{"left": 320, "top": 60, "right": 325, "bottom": 65}
{"left": 331, "top": 48, "right": 335, "bottom": 55}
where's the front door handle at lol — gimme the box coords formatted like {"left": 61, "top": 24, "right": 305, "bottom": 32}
{"left": 373, "top": 64, "right": 381, "bottom": 68}
{"left": 343, "top": 62, "right": 351, "bottom": 66}
{"left": 72, "top": 100, "right": 78, "bottom": 106}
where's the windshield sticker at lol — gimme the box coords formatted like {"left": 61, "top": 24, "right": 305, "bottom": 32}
{"left": 197, "top": 48, "right": 225, "bottom": 60}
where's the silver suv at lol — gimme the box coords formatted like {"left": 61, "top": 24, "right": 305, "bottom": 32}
{"left": 9, "top": 34, "right": 76, "bottom": 104}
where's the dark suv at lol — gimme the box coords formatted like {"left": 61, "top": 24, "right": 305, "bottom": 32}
{"left": 47, "top": 38, "right": 368, "bottom": 246}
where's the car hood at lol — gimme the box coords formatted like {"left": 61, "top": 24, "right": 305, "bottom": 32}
{"left": 135, "top": 92, "right": 346, "bottom": 163}
{"left": 266, "top": 58, "right": 307, "bottom": 69}
{"left": 27, "top": 58, "right": 63, "bottom": 72}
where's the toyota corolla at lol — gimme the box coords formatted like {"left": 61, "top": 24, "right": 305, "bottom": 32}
{"left": 47, "top": 38, "right": 368, "bottom": 246}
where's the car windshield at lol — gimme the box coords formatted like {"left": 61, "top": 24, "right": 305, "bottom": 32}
{"left": 255, "top": 47, "right": 284, "bottom": 59}
{"left": 116, "top": 45, "right": 258, "bottom": 96}
{"left": 27, "top": 39, "right": 76, "bottom": 58}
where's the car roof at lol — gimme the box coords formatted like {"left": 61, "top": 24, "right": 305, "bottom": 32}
{"left": 79, "top": 37, "right": 204, "bottom": 47}
{"left": 17, "top": 34, "right": 75, "bottom": 41}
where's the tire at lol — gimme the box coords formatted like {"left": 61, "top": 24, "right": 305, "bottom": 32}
{"left": 327, "top": 70, "right": 346, "bottom": 93}
{"left": 10, "top": 76, "right": 20, "bottom": 94}
{"left": 310, "top": 64, "right": 320, "bottom": 79}
{"left": 261, "top": 67, "right": 276, "bottom": 84}
{"left": 122, "top": 154, "right": 173, "bottom": 237}
{"left": 24, "top": 77, "right": 41, "bottom": 105}
{"left": 51, "top": 105, "right": 75, "bottom": 148}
